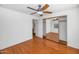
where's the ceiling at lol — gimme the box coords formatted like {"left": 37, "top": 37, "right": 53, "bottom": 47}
{"left": 0, "top": 4, "right": 78, "bottom": 15}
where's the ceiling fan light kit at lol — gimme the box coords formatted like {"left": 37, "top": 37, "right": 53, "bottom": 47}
{"left": 37, "top": 11, "right": 43, "bottom": 15}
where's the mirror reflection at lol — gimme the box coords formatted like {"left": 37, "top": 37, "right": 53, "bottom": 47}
{"left": 43, "top": 15, "right": 67, "bottom": 45}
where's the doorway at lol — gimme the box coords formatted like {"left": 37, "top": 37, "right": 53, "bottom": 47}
{"left": 32, "top": 19, "right": 38, "bottom": 37}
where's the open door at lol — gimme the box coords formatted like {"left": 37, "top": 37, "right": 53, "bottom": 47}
{"left": 32, "top": 19, "right": 38, "bottom": 37}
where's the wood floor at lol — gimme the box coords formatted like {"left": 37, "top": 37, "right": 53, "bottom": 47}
{"left": 45, "top": 32, "right": 59, "bottom": 42}
{"left": 0, "top": 36, "right": 79, "bottom": 54}
{"left": 45, "top": 32, "right": 67, "bottom": 45}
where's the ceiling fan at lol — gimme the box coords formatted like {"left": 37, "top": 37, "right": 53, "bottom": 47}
{"left": 27, "top": 4, "right": 52, "bottom": 16}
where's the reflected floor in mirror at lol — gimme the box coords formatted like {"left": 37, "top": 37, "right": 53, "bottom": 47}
{"left": 0, "top": 36, "right": 79, "bottom": 54}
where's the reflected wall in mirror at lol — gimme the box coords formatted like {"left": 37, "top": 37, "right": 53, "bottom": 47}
{"left": 54, "top": 24, "right": 59, "bottom": 28}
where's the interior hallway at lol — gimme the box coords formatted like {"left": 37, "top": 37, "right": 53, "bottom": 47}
{"left": 0, "top": 36, "right": 79, "bottom": 54}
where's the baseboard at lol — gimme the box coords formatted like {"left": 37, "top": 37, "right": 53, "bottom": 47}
{"left": 35, "top": 36, "right": 43, "bottom": 39}
{"left": 68, "top": 46, "right": 79, "bottom": 51}
{"left": 0, "top": 38, "right": 32, "bottom": 51}
{"left": 59, "top": 40, "right": 67, "bottom": 45}
{"left": 43, "top": 35, "right": 46, "bottom": 39}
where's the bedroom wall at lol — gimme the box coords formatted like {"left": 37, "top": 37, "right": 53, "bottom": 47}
{"left": 0, "top": 7, "right": 33, "bottom": 50}
{"left": 53, "top": 7, "right": 79, "bottom": 49}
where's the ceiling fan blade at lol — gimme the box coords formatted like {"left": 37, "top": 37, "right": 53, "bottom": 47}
{"left": 43, "top": 11, "right": 52, "bottom": 14}
{"left": 27, "top": 7, "right": 37, "bottom": 11}
{"left": 41, "top": 4, "right": 49, "bottom": 11}
{"left": 31, "top": 12, "right": 37, "bottom": 15}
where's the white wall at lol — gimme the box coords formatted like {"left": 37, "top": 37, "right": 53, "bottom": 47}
{"left": 0, "top": 7, "right": 33, "bottom": 50}
{"left": 53, "top": 7, "right": 79, "bottom": 49}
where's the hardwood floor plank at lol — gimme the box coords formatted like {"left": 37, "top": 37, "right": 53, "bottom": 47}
{"left": 0, "top": 36, "right": 79, "bottom": 54}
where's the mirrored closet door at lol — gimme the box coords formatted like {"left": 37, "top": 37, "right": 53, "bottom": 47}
{"left": 44, "top": 15, "right": 67, "bottom": 45}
